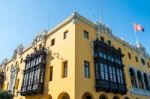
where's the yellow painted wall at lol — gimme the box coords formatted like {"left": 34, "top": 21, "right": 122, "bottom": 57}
{"left": 45, "top": 20, "right": 76, "bottom": 99}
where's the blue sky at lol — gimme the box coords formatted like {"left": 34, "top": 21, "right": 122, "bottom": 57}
{"left": 0, "top": 0, "right": 150, "bottom": 62}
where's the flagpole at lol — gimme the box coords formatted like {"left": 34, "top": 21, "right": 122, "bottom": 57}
{"left": 133, "top": 23, "right": 139, "bottom": 45}
{"left": 134, "top": 30, "right": 139, "bottom": 45}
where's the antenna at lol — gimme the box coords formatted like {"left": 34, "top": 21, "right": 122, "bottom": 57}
{"left": 97, "top": 0, "right": 103, "bottom": 22}
{"left": 47, "top": 13, "right": 51, "bottom": 30}
{"left": 100, "top": 0, "right": 103, "bottom": 22}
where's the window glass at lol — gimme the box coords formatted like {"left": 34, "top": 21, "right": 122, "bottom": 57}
{"left": 104, "top": 64, "right": 108, "bottom": 80}
{"left": 100, "top": 63, "right": 105, "bottom": 80}
{"left": 38, "top": 55, "right": 42, "bottom": 63}
{"left": 62, "top": 61, "right": 68, "bottom": 78}
{"left": 99, "top": 50, "right": 103, "bottom": 58}
{"left": 64, "top": 31, "right": 68, "bottom": 39}
{"left": 109, "top": 66, "right": 113, "bottom": 81}
{"left": 41, "top": 69, "right": 44, "bottom": 82}
{"left": 95, "top": 63, "right": 99, "bottom": 79}
{"left": 117, "top": 69, "right": 121, "bottom": 83}
{"left": 51, "top": 39, "right": 55, "bottom": 46}
{"left": 113, "top": 67, "right": 116, "bottom": 82}
{"left": 120, "top": 69, "right": 123, "bottom": 84}
{"left": 141, "top": 58, "right": 145, "bottom": 65}
{"left": 128, "top": 53, "right": 131, "bottom": 59}
{"left": 84, "top": 61, "right": 90, "bottom": 78}
{"left": 84, "top": 30, "right": 89, "bottom": 39}
{"left": 103, "top": 51, "right": 106, "bottom": 59}
{"left": 111, "top": 56, "right": 114, "bottom": 62}
{"left": 50, "top": 66, "right": 53, "bottom": 81}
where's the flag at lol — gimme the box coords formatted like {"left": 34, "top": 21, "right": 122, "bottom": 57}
{"left": 133, "top": 23, "right": 144, "bottom": 32}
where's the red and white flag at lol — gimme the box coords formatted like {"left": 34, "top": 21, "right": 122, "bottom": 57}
{"left": 133, "top": 23, "right": 144, "bottom": 32}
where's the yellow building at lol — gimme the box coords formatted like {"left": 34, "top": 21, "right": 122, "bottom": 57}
{"left": 0, "top": 12, "right": 150, "bottom": 99}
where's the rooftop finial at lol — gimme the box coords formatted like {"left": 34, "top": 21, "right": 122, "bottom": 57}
{"left": 73, "top": 10, "right": 78, "bottom": 16}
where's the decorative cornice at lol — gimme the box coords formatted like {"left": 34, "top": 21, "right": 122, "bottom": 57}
{"left": 110, "top": 33, "right": 150, "bottom": 59}
{"left": 32, "top": 30, "right": 47, "bottom": 46}
{"left": 12, "top": 43, "right": 24, "bottom": 59}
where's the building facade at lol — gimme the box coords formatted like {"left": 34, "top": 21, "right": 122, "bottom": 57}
{"left": 0, "top": 12, "right": 150, "bottom": 99}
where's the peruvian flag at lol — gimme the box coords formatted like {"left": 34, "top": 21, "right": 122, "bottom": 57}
{"left": 133, "top": 23, "right": 144, "bottom": 32}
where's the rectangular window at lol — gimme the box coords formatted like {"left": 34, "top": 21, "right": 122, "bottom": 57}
{"left": 128, "top": 53, "right": 131, "bottom": 59}
{"left": 84, "top": 30, "right": 89, "bottom": 39}
{"left": 64, "top": 31, "right": 68, "bottom": 39}
{"left": 141, "top": 58, "right": 145, "bottom": 65}
{"left": 62, "top": 61, "right": 68, "bottom": 78}
{"left": 51, "top": 38, "right": 55, "bottom": 46}
{"left": 84, "top": 60, "right": 90, "bottom": 78}
{"left": 49, "top": 66, "right": 53, "bottom": 81}
{"left": 135, "top": 56, "right": 138, "bottom": 62}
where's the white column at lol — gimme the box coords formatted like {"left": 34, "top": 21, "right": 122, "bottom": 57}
{"left": 134, "top": 69, "right": 139, "bottom": 89}
{"left": 141, "top": 72, "right": 146, "bottom": 90}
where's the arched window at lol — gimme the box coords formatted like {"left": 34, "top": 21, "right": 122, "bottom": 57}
{"left": 137, "top": 71, "right": 144, "bottom": 89}
{"left": 82, "top": 92, "right": 94, "bottom": 99}
{"left": 129, "top": 68, "right": 137, "bottom": 88}
{"left": 99, "top": 94, "right": 108, "bottom": 99}
{"left": 113, "top": 96, "right": 120, "bottom": 99}
{"left": 58, "top": 92, "right": 70, "bottom": 99}
{"left": 124, "top": 97, "right": 129, "bottom": 99}
{"left": 144, "top": 73, "right": 150, "bottom": 91}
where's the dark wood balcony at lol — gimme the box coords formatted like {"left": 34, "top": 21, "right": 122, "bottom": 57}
{"left": 20, "top": 48, "right": 47, "bottom": 96}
